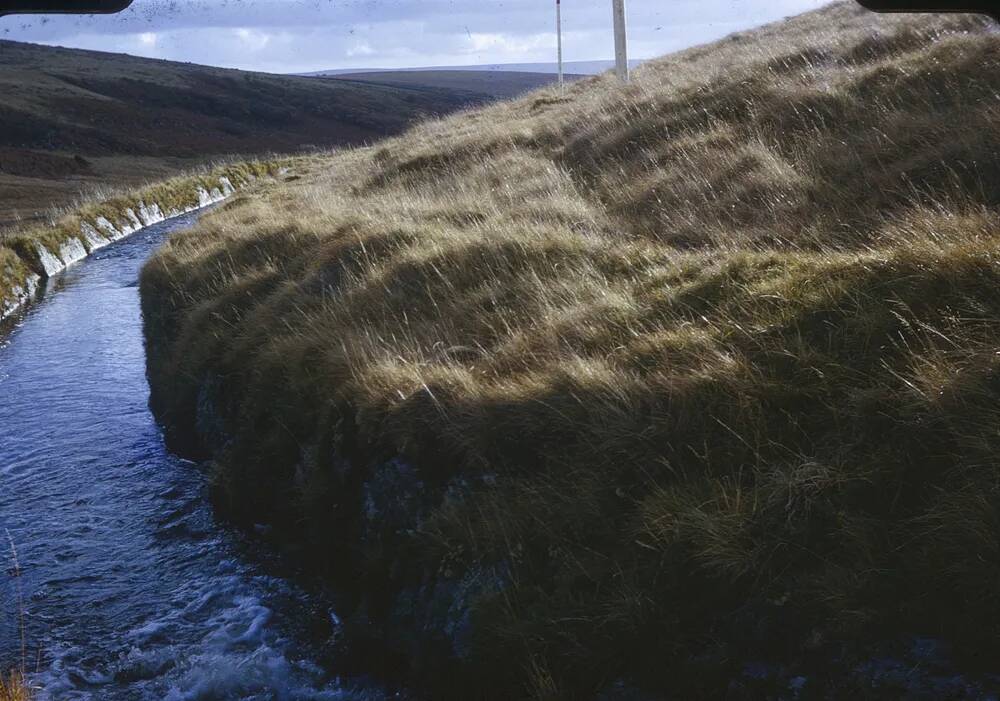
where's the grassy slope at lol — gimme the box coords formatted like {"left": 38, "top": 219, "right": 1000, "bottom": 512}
{"left": 327, "top": 70, "right": 584, "bottom": 101}
{"left": 142, "top": 4, "right": 1000, "bottom": 698}
{"left": 0, "top": 40, "right": 479, "bottom": 226}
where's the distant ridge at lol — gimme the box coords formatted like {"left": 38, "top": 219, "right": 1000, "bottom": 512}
{"left": 326, "top": 69, "right": 588, "bottom": 101}
{"left": 300, "top": 58, "right": 645, "bottom": 78}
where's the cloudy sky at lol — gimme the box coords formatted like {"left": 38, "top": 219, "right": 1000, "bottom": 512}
{"left": 0, "top": 0, "right": 827, "bottom": 74}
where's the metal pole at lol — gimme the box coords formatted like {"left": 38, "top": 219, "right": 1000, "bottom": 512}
{"left": 612, "top": 0, "right": 629, "bottom": 82}
{"left": 556, "top": 0, "right": 564, "bottom": 90}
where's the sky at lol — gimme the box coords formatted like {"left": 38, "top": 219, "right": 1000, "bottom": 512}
{"left": 0, "top": 0, "right": 828, "bottom": 74}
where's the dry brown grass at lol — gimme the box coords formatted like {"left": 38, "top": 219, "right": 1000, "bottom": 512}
{"left": 0, "top": 672, "right": 31, "bottom": 701}
{"left": 0, "top": 158, "right": 279, "bottom": 247}
{"left": 0, "top": 159, "right": 285, "bottom": 319}
{"left": 1, "top": 533, "right": 30, "bottom": 701}
{"left": 0, "top": 155, "right": 213, "bottom": 231}
{"left": 142, "top": 3, "right": 1000, "bottom": 698}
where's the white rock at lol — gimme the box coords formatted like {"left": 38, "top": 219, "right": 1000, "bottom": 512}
{"left": 34, "top": 243, "right": 65, "bottom": 277}
{"left": 81, "top": 223, "right": 111, "bottom": 252}
{"left": 95, "top": 216, "right": 124, "bottom": 241}
{"left": 58, "top": 237, "right": 88, "bottom": 268}
{"left": 137, "top": 201, "right": 165, "bottom": 227}
{"left": 0, "top": 273, "right": 40, "bottom": 321}
{"left": 125, "top": 209, "right": 143, "bottom": 232}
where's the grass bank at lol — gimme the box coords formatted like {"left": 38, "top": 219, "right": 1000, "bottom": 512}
{"left": 0, "top": 160, "right": 283, "bottom": 322}
{"left": 141, "top": 3, "right": 1000, "bottom": 697}
{"left": 0, "top": 672, "right": 30, "bottom": 701}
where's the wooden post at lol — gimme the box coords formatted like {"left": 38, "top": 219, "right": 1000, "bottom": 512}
{"left": 557, "top": 0, "right": 564, "bottom": 89}
{"left": 612, "top": 0, "right": 629, "bottom": 82}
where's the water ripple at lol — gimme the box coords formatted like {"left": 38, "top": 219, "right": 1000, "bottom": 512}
{"left": 0, "top": 214, "right": 385, "bottom": 700}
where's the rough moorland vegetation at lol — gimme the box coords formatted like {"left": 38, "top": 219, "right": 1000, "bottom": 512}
{"left": 0, "top": 671, "right": 30, "bottom": 701}
{"left": 142, "top": 4, "right": 1000, "bottom": 698}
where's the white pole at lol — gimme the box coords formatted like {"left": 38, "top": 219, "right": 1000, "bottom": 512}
{"left": 612, "top": 0, "right": 629, "bottom": 82}
{"left": 556, "top": 0, "right": 564, "bottom": 90}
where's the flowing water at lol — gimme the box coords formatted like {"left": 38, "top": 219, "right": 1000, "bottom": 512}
{"left": 0, "top": 212, "right": 388, "bottom": 700}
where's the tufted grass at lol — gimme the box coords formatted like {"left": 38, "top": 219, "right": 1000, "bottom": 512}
{"left": 0, "top": 672, "right": 31, "bottom": 701}
{"left": 142, "top": 3, "right": 1000, "bottom": 698}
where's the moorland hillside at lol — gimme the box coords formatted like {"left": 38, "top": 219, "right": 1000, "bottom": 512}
{"left": 142, "top": 4, "right": 1000, "bottom": 698}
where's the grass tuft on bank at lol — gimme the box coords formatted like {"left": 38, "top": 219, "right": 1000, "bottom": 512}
{"left": 142, "top": 3, "right": 1000, "bottom": 697}
{"left": 0, "top": 671, "right": 31, "bottom": 701}
{"left": 1, "top": 159, "right": 281, "bottom": 256}
{"left": 0, "top": 159, "right": 287, "bottom": 323}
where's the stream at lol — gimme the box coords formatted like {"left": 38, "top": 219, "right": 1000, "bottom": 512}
{"left": 0, "top": 211, "right": 390, "bottom": 700}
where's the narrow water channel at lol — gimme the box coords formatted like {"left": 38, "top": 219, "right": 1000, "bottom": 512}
{"left": 0, "top": 212, "right": 386, "bottom": 700}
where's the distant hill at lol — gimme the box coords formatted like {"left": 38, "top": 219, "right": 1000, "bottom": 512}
{"left": 0, "top": 40, "right": 479, "bottom": 226}
{"left": 326, "top": 70, "right": 587, "bottom": 102}
{"left": 304, "top": 59, "right": 644, "bottom": 78}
